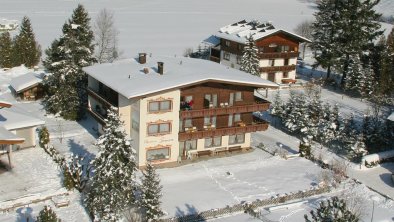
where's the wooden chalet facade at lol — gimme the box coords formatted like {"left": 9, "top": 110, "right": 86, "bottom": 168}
{"left": 210, "top": 20, "right": 311, "bottom": 84}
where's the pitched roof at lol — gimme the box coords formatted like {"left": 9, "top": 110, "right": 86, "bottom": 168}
{"left": 83, "top": 56, "right": 279, "bottom": 99}
{"left": 10, "top": 72, "right": 45, "bottom": 93}
{"left": 216, "top": 19, "right": 312, "bottom": 44}
{"left": 0, "top": 126, "right": 24, "bottom": 144}
{"left": 0, "top": 107, "right": 45, "bottom": 130}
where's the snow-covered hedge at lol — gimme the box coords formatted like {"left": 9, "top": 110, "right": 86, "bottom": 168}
{"left": 361, "top": 150, "right": 394, "bottom": 169}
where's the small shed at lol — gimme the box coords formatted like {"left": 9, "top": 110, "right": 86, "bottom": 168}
{"left": 10, "top": 72, "right": 46, "bottom": 101}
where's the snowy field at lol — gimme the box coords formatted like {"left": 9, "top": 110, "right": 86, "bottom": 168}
{"left": 1, "top": 0, "right": 392, "bottom": 60}
{"left": 159, "top": 149, "right": 321, "bottom": 218}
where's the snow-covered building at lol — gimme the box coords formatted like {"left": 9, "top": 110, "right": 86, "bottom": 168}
{"left": 0, "top": 18, "right": 18, "bottom": 31}
{"left": 10, "top": 72, "right": 46, "bottom": 101}
{"left": 84, "top": 54, "right": 278, "bottom": 167}
{"left": 209, "top": 20, "right": 311, "bottom": 84}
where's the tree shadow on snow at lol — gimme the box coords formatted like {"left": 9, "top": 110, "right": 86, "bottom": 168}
{"left": 276, "top": 142, "right": 298, "bottom": 154}
{"left": 16, "top": 206, "right": 34, "bottom": 222}
{"left": 379, "top": 173, "right": 394, "bottom": 187}
{"left": 68, "top": 139, "right": 95, "bottom": 159}
{"left": 175, "top": 204, "right": 206, "bottom": 221}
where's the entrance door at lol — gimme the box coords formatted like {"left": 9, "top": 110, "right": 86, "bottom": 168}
{"left": 229, "top": 93, "right": 234, "bottom": 106}
{"left": 268, "top": 73, "right": 276, "bottom": 82}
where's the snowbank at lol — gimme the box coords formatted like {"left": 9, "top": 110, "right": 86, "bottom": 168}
{"left": 361, "top": 150, "right": 394, "bottom": 169}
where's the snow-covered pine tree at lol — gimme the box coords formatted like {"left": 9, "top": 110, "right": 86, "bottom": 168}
{"left": 140, "top": 161, "right": 164, "bottom": 221}
{"left": 311, "top": 0, "right": 343, "bottom": 79}
{"left": 340, "top": 114, "right": 358, "bottom": 153}
{"left": 284, "top": 91, "right": 308, "bottom": 135}
{"left": 13, "top": 16, "right": 41, "bottom": 67}
{"left": 358, "top": 62, "right": 375, "bottom": 98}
{"left": 0, "top": 32, "right": 13, "bottom": 68}
{"left": 38, "top": 126, "right": 50, "bottom": 148}
{"left": 36, "top": 205, "right": 59, "bottom": 222}
{"left": 379, "top": 27, "right": 394, "bottom": 96}
{"left": 240, "top": 34, "right": 260, "bottom": 76}
{"left": 270, "top": 90, "right": 284, "bottom": 118}
{"left": 43, "top": 4, "right": 95, "bottom": 120}
{"left": 349, "top": 135, "right": 368, "bottom": 162}
{"left": 86, "top": 107, "right": 137, "bottom": 221}
{"left": 304, "top": 196, "right": 359, "bottom": 222}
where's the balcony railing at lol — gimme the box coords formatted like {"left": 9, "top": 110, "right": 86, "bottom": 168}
{"left": 258, "top": 52, "right": 299, "bottom": 59}
{"left": 260, "top": 65, "right": 296, "bottom": 73}
{"left": 87, "top": 87, "right": 116, "bottom": 107}
{"left": 87, "top": 108, "right": 106, "bottom": 125}
{"left": 180, "top": 96, "right": 270, "bottom": 119}
{"left": 178, "top": 118, "right": 269, "bottom": 141}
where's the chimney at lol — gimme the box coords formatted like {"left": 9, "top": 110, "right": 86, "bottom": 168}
{"left": 143, "top": 67, "right": 149, "bottom": 74}
{"left": 157, "top": 62, "right": 164, "bottom": 75}
{"left": 138, "top": 53, "right": 146, "bottom": 64}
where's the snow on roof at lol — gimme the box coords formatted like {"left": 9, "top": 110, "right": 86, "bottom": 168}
{"left": 202, "top": 35, "right": 220, "bottom": 47}
{"left": 0, "top": 107, "right": 45, "bottom": 130}
{"left": 10, "top": 72, "right": 45, "bottom": 93}
{"left": 388, "top": 112, "right": 394, "bottom": 121}
{"left": 0, "top": 126, "right": 24, "bottom": 143}
{"left": 0, "top": 101, "right": 12, "bottom": 108}
{"left": 215, "top": 19, "right": 312, "bottom": 44}
{"left": 83, "top": 56, "right": 279, "bottom": 99}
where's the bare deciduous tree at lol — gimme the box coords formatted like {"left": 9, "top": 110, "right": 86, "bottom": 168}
{"left": 94, "top": 8, "right": 119, "bottom": 63}
{"left": 294, "top": 20, "right": 313, "bottom": 59}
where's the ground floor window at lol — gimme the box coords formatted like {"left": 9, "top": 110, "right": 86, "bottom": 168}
{"left": 179, "top": 140, "right": 197, "bottom": 157}
{"left": 229, "top": 134, "right": 245, "bottom": 145}
{"left": 147, "top": 147, "right": 170, "bottom": 161}
{"left": 204, "top": 136, "right": 222, "bottom": 148}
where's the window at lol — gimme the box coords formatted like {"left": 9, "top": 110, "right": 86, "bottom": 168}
{"left": 148, "top": 100, "right": 172, "bottom": 113}
{"left": 269, "top": 59, "right": 275, "bottom": 67}
{"left": 147, "top": 147, "right": 170, "bottom": 161}
{"left": 234, "top": 113, "right": 241, "bottom": 122}
{"left": 258, "top": 47, "right": 264, "bottom": 53}
{"left": 238, "top": 44, "right": 243, "bottom": 50}
{"left": 148, "top": 122, "right": 171, "bottom": 135}
{"left": 225, "top": 41, "right": 230, "bottom": 47}
{"left": 228, "top": 114, "right": 233, "bottom": 127}
{"left": 181, "top": 140, "right": 197, "bottom": 150}
{"left": 284, "top": 58, "right": 289, "bottom": 66}
{"left": 235, "top": 92, "right": 243, "bottom": 101}
{"left": 224, "top": 52, "right": 230, "bottom": 61}
{"left": 236, "top": 56, "right": 242, "bottom": 65}
{"left": 204, "top": 94, "right": 218, "bottom": 108}
{"left": 279, "top": 45, "right": 289, "bottom": 52}
{"left": 184, "top": 118, "right": 192, "bottom": 127}
{"left": 204, "top": 136, "right": 222, "bottom": 148}
{"left": 204, "top": 116, "right": 217, "bottom": 126}
{"left": 283, "top": 72, "right": 289, "bottom": 78}
{"left": 229, "top": 134, "right": 245, "bottom": 145}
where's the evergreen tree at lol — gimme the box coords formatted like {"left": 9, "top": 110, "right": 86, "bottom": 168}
{"left": 13, "top": 16, "right": 41, "bottom": 67}
{"left": 86, "top": 107, "right": 137, "bottom": 221}
{"left": 270, "top": 90, "right": 284, "bottom": 118}
{"left": 240, "top": 35, "right": 260, "bottom": 76}
{"left": 140, "top": 162, "right": 164, "bottom": 221}
{"left": 335, "top": 0, "right": 381, "bottom": 86}
{"left": 340, "top": 114, "right": 358, "bottom": 153}
{"left": 0, "top": 32, "right": 13, "bottom": 68}
{"left": 38, "top": 126, "right": 50, "bottom": 148}
{"left": 36, "top": 205, "right": 59, "bottom": 222}
{"left": 311, "top": 0, "right": 342, "bottom": 79}
{"left": 305, "top": 196, "right": 359, "bottom": 222}
{"left": 379, "top": 27, "right": 394, "bottom": 96}
{"left": 43, "top": 4, "right": 96, "bottom": 120}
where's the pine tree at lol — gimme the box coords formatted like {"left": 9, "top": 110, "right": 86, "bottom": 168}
{"left": 340, "top": 114, "right": 358, "bottom": 153}
{"left": 13, "top": 16, "right": 41, "bottom": 67}
{"left": 379, "top": 27, "right": 394, "bottom": 96}
{"left": 140, "top": 162, "right": 164, "bottom": 221}
{"left": 36, "top": 205, "right": 59, "bottom": 222}
{"left": 305, "top": 196, "right": 359, "bottom": 222}
{"left": 311, "top": 0, "right": 342, "bottom": 79}
{"left": 38, "top": 126, "right": 50, "bottom": 148}
{"left": 270, "top": 91, "right": 284, "bottom": 118}
{"left": 43, "top": 4, "right": 96, "bottom": 120}
{"left": 86, "top": 107, "right": 137, "bottom": 221}
{"left": 335, "top": 0, "right": 382, "bottom": 86}
{"left": 0, "top": 32, "right": 13, "bottom": 68}
{"left": 240, "top": 35, "right": 260, "bottom": 76}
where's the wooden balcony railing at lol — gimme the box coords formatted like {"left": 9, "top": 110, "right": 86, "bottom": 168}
{"left": 210, "top": 56, "right": 220, "bottom": 63}
{"left": 87, "top": 87, "right": 116, "bottom": 107}
{"left": 87, "top": 108, "right": 106, "bottom": 125}
{"left": 180, "top": 96, "right": 270, "bottom": 119}
{"left": 260, "top": 65, "right": 296, "bottom": 73}
{"left": 258, "top": 52, "right": 299, "bottom": 59}
{"left": 178, "top": 118, "right": 269, "bottom": 141}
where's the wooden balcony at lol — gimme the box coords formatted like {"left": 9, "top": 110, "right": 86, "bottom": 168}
{"left": 178, "top": 118, "right": 269, "bottom": 141}
{"left": 260, "top": 65, "right": 296, "bottom": 73}
{"left": 87, "top": 108, "right": 106, "bottom": 125}
{"left": 210, "top": 56, "right": 220, "bottom": 63}
{"left": 258, "top": 52, "right": 299, "bottom": 59}
{"left": 87, "top": 87, "right": 116, "bottom": 107}
{"left": 180, "top": 96, "right": 270, "bottom": 119}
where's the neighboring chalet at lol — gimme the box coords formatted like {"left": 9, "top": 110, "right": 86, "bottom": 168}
{"left": 10, "top": 72, "right": 46, "bottom": 101}
{"left": 208, "top": 19, "right": 311, "bottom": 84}
{"left": 0, "top": 18, "right": 18, "bottom": 31}
{"left": 0, "top": 101, "right": 44, "bottom": 169}
{"left": 84, "top": 54, "right": 278, "bottom": 167}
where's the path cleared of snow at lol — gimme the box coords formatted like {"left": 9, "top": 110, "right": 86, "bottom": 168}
{"left": 158, "top": 149, "right": 321, "bottom": 218}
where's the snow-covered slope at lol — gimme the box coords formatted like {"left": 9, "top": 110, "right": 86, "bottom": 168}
{"left": 375, "top": 0, "right": 394, "bottom": 17}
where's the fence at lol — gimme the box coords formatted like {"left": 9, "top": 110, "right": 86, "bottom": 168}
{"left": 158, "top": 186, "right": 330, "bottom": 222}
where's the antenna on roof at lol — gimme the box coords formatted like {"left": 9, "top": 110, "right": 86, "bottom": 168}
{"left": 128, "top": 75, "right": 130, "bottom": 79}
